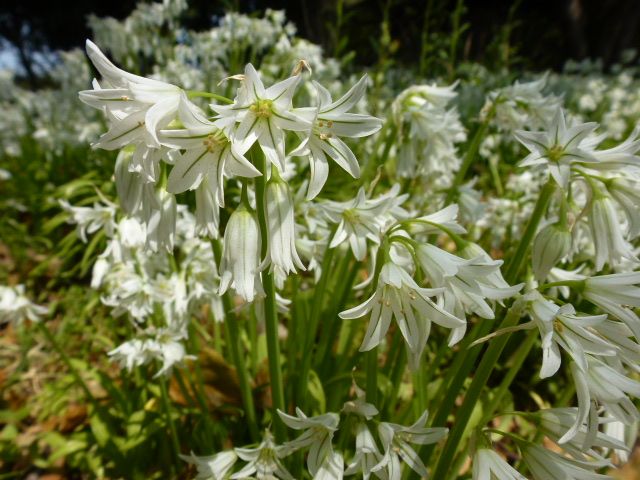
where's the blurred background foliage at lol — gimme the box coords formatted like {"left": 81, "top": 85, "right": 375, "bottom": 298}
{"left": 3, "top": 0, "right": 640, "bottom": 88}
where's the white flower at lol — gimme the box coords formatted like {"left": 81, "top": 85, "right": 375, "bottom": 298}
{"left": 212, "top": 64, "right": 310, "bottom": 172}
{"left": 114, "top": 148, "right": 143, "bottom": 215}
{"left": 315, "top": 451, "right": 344, "bottom": 480}
{"left": 514, "top": 108, "right": 598, "bottom": 188}
{"left": 118, "top": 217, "right": 146, "bottom": 249}
{"left": 291, "top": 75, "right": 382, "bottom": 199}
{"left": 485, "top": 75, "right": 561, "bottom": 131}
{"left": 344, "top": 423, "right": 385, "bottom": 480}
{"left": 160, "top": 102, "right": 261, "bottom": 204}
{"left": 60, "top": 199, "right": 116, "bottom": 242}
{"left": 374, "top": 411, "right": 447, "bottom": 480}
{"left": 194, "top": 177, "right": 221, "bottom": 238}
{"left": 219, "top": 205, "right": 264, "bottom": 303}
{"left": 339, "top": 261, "right": 464, "bottom": 368}
{"left": 232, "top": 430, "right": 294, "bottom": 480}
{"left": 278, "top": 408, "right": 339, "bottom": 476}
{"left": 582, "top": 272, "right": 640, "bottom": 341}
{"left": 144, "top": 188, "right": 177, "bottom": 252}
{"left": 407, "top": 204, "right": 466, "bottom": 236}
{"left": 180, "top": 450, "right": 238, "bottom": 480}
{"left": 79, "top": 40, "right": 183, "bottom": 149}
{"left": 323, "top": 185, "right": 408, "bottom": 261}
{"left": 472, "top": 448, "right": 526, "bottom": 480}
{"left": 261, "top": 176, "right": 305, "bottom": 288}
{"left": 392, "top": 83, "right": 465, "bottom": 182}
{"left": 0, "top": 285, "right": 48, "bottom": 325}
{"left": 341, "top": 382, "right": 379, "bottom": 420}
{"left": 588, "top": 195, "right": 638, "bottom": 271}
{"left": 533, "top": 408, "right": 629, "bottom": 454}
{"left": 108, "top": 328, "right": 193, "bottom": 377}
{"left": 521, "top": 443, "right": 613, "bottom": 480}
{"left": 607, "top": 177, "right": 640, "bottom": 239}
{"left": 525, "top": 292, "right": 617, "bottom": 379}
{"left": 572, "top": 356, "right": 640, "bottom": 426}
{"left": 416, "top": 244, "right": 522, "bottom": 323}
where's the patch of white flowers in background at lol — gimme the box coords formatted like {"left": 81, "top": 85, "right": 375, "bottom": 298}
{"left": 391, "top": 83, "right": 466, "bottom": 190}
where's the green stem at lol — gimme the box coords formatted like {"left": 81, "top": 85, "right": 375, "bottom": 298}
{"left": 314, "top": 250, "right": 351, "bottom": 369}
{"left": 37, "top": 322, "right": 97, "bottom": 406}
{"left": 212, "top": 240, "right": 259, "bottom": 442}
{"left": 432, "top": 299, "right": 526, "bottom": 479}
{"left": 366, "top": 347, "right": 378, "bottom": 405}
{"left": 432, "top": 178, "right": 554, "bottom": 477}
{"left": 186, "top": 90, "right": 233, "bottom": 104}
{"left": 159, "top": 375, "right": 180, "bottom": 470}
{"left": 479, "top": 329, "right": 537, "bottom": 427}
{"left": 297, "top": 231, "right": 336, "bottom": 410}
{"left": 504, "top": 179, "right": 556, "bottom": 283}
{"left": 252, "top": 148, "right": 286, "bottom": 441}
{"left": 445, "top": 119, "right": 490, "bottom": 205}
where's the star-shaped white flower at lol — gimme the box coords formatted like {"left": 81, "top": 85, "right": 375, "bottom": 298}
{"left": 211, "top": 64, "right": 310, "bottom": 172}
{"left": 291, "top": 75, "right": 383, "bottom": 199}
{"left": 514, "top": 108, "right": 598, "bottom": 188}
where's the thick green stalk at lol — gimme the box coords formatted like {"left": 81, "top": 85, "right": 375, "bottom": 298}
{"left": 314, "top": 250, "right": 350, "bottom": 367}
{"left": 253, "top": 149, "right": 286, "bottom": 441}
{"left": 212, "top": 241, "right": 259, "bottom": 442}
{"left": 478, "top": 329, "right": 537, "bottom": 427}
{"left": 432, "top": 299, "right": 526, "bottom": 479}
{"left": 445, "top": 328, "right": 538, "bottom": 480}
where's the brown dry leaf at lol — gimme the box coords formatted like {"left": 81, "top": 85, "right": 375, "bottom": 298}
{"left": 169, "top": 347, "right": 244, "bottom": 410}
{"left": 38, "top": 475, "right": 65, "bottom": 480}
{"left": 58, "top": 404, "right": 87, "bottom": 433}
{"left": 610, "top": 444, "right": 640, "bottom": 480}
{"left": 16, "top": 424, "right": 44, "bottom": 449}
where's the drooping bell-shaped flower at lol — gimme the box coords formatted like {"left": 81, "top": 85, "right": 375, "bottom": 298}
{"left": 219, "top": 205, "right": 264, "bottom": 303}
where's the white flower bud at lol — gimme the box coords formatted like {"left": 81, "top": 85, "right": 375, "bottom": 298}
{"left": 115, "top": 148, "right": 143, "bottom": 215}
{"left": 261, "top": 177, "right": 304, "bottom": 288}
{"left": 219, "top": 206, "right": 263, "bottom": 302}
{"left": 532, "top": 223, "right": 572, "bottom": 281}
